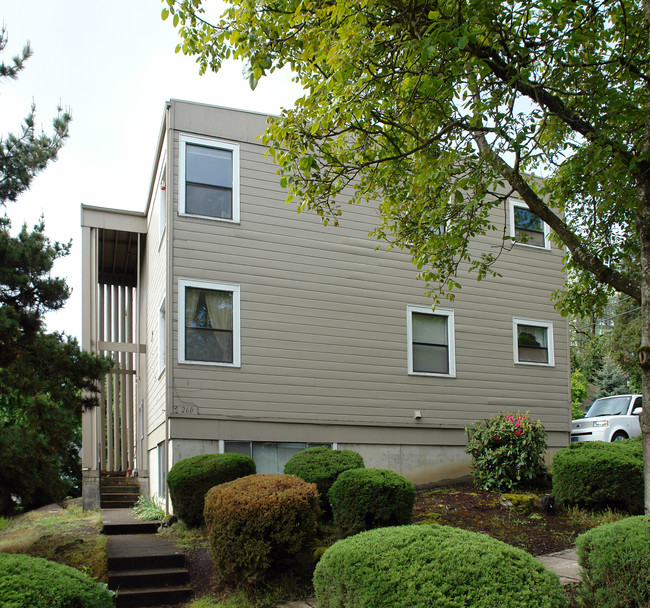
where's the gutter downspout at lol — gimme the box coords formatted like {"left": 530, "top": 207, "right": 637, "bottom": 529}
{"left": 164, "top": 100, "right": 173, "bottom": 514}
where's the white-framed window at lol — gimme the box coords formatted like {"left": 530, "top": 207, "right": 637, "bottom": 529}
{"left": 509, "top": 199, "right": 549, "bottom": 249}
{"left": 223, "top": 441, "right": 331, "bottom": 474}
{"left": 179, "top": 279, "right": 241, "bottom": 367}
{"left": 158, "top": 297, "right": 166, "bottom": 375}
{"left": 407, "top": 305, "right": 456, "bottom": 377}
{"left": 179, "top": 133, "right": 240, "bottom": 222}
{"left": 513, "top": 318, "right": 555, "bottom": 366}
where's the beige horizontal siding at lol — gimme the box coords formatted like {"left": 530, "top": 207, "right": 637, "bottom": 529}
{"left": 164, "top": 101, "right": 570, "bottom": 442}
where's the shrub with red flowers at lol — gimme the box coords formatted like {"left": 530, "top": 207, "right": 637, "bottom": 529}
{"left": 465, "top": 412, "right": 548, "bottom": 492}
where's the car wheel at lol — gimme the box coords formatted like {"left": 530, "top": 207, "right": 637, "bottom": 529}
{"left": 611, "top": 431, "right": 628, "bottom": 442}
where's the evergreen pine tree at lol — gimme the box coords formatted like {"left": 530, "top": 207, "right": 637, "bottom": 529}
{"left": 0, "top": 27, "right": 109, "bottom": 514}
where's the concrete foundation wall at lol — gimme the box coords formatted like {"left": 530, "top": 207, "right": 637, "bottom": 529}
{"left": 340, "top": 443, "right": 472, "bottom": 485}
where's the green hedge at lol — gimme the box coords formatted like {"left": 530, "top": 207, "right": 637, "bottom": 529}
{"left": 167, "top": 453, "right": 256, "bottom": 527}
{"left": 327, "top": 468, "right": 415, "bottom": 537}
{"left": 576, "top": 515, "right": 650, "bottom": 607}
{"left": 204, "top": 473, "right": 320, "bottom": 585}
{"left": 284, "top": 446, "right": 364, "bottom": 516}
{"left": 314, "top": 525, "right": 566, "bottom": 608}
{"left": 552, "top": 437, "right": 643, "bottom": 513}
{"left": 0, "top": 553, "right": 114, "bottom": 608}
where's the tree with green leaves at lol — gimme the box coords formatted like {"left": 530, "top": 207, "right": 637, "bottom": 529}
{"left": 164, "top": 0, "right": 650, "bottom": 510}
{"left": 571, "top": 295, "right": 641, "bottom": 392}
{"left": 0, "top": 28, "right": 110, "bottom": 514}
{"left": 571, "top": 370, "right": 588, "bottom": 420}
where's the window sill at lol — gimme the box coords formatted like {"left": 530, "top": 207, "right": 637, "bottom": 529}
{"left": 178, "top": 211, "right": 240, "bottom": 224}
{"left": 408, "top": 371, "right": 456, "bottom": 378}
{"left": 514, "top": 361, "right": 555, "bottom": 367}
{"left": 179, "top": 359, "right": 241, "bottom": 368}
{"left": 513, "top": 241, "right": 550, "bottom": 251}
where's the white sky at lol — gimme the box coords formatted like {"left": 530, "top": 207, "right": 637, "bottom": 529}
{"left": 2, "top": 0, "right": 302, "bottom": 339}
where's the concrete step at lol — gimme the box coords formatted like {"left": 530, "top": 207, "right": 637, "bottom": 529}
{"left": 102, "top": 476, "right": 140, "bottom": 487}
{"left": 113, "top": 586, "right": 193, "bottom": 608}
{"left": 106, "top": 533, "right": 185, "bottom": 571}
{"left": 103, "top": 511, "right": 192, "bottom": 607}
{"left": 102, "top": 485, "right": 140, "bottom": 494}
{"left": 109, "top": 566, "right": 189, "bottom": 589}
{"left": 102, "top": 510, "right": 160, "bottom": 536}
{"left": 101, "top": 498, "right": 141, "bottom": 510}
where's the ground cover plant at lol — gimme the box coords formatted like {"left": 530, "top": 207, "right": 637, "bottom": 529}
{"left": 0, "top": 499, "right": 106, "bottom": 581}
{"left": 132, "top": 493, "right": 166, "bottom": 521}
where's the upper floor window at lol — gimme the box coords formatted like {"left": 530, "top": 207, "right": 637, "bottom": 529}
{"left": 179, "top": 134, "right": 240, "bottom": 223}
{"left": 513, "top": 318, "right": 554, "bottom": 366}
{"left": 407, "top": 305, "right": 456, "bottom": 377}
{"left": 179, "top": 279, "right": 241, "bottom": 367}
{"left": 509, "top": 200, "right": 549, "bottom": 249}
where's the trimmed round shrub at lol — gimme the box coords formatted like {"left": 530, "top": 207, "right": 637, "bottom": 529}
{"left": 552, "top": 437, "right": 643, "bottom": 513}
{"left": 204, "top": 473, "right": 320, "bottom": 584}
{"left": 0, "top": 553, "right": 115, "bottom": 608}
{"left": 576, "top": 515, "right": 650, "bottom": 607}
{"left": 465, "top": 411, "right": 547, "bottom": 492}
{"left": 167, "top": 453, "right": 255, "bottom": 527}
{"left": 327, "top": 468, "right": 415, "bottom": 537}
{"left": 314, "top": 525, "right": 566, "bottom": 608}
{"left": 284, "top": 446, "right": 364, "bottom": 515}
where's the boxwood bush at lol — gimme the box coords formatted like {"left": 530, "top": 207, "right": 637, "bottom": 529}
{"left": 314, "top": 525, "right": 566, "bottom": 608}
{"left": 327, "top": 468, "right": 415, "bottom": 537}
{"left": 0, "top": 553, "right": 115, "bottom": 608}
{"left": 167, "top": 453, "right": 255, "bottom": 527}
{"left": 576, "top": 515, "right": 650, "bottom": 607}
{"left": 204, "top": 473, "right": 320, "bottom": 585}
{"left": 552, "top": 437, "right": 643, "bottom": 513}
{"left": 284, "top": 446, "right": 364, "bottom": 516}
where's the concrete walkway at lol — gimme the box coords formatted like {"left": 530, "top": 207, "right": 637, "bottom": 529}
{"left": 535, "top": 548, "right": 581, "bottom": 585}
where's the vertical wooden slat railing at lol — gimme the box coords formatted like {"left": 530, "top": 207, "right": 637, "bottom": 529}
{"left": 97, "top": 280, "right": 137, "bottom": 473}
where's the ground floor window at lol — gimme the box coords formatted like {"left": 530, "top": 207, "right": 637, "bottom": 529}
{"left": 223, "top": 441, "right": 331, "bottom": 474}
{"left": 157, "top": 441, "right": 166, "bottom": 497}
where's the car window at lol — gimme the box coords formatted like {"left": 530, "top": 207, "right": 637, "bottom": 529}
{"left": 585, "top": 396, "right": 631, "bottom": 418}
{"left": 633, "top": 396, "right": 643, "bottom": 413}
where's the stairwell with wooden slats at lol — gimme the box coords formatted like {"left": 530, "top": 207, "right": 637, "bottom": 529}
{"left": 101, "top": 475, "right": 141, "bottom": 509}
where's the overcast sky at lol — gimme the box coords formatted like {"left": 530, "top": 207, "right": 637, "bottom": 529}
{"left": 2, "top": 1, "right": 302, "bottom": 339}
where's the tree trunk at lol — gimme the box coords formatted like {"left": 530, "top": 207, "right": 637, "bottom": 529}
{"left": 640, "top": 189, "right": 650, "bottom": 513}
{"left": 0, "top": 483, "right": 13, "bottom": 516}
{"left": 639, "top": 41, "right": 650, "bottom": 515}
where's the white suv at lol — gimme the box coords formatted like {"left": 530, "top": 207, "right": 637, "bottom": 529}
{"left": 571, "top": 394, "right": 643, "bottom": 443}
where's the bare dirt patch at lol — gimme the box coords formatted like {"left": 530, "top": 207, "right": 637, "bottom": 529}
{"left": 413, "top": 482, "right": 589, "bottom": 555}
